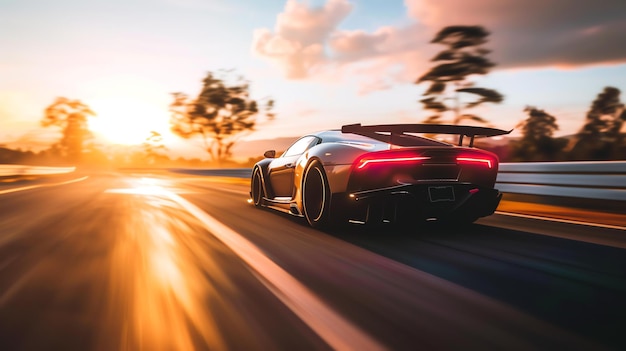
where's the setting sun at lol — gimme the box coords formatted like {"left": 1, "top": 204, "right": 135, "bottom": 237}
{"left": 88, "top": 97, "right": 172, "bottom": 145}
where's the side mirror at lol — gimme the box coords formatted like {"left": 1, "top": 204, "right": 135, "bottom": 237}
{"left": 264, "top": 150, "right": 276, "bottom": 158}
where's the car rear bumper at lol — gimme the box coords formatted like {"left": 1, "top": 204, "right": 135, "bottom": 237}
{"left": 333, "top": 183, "right": 502, "bottom": 224}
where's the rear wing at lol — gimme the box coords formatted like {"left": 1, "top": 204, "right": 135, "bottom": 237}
{"left": 341, "top": 123, "right": 512, "bottom": 147}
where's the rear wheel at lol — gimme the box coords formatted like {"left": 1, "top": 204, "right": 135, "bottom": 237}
{"left": 302, "top": 161, "right": 332, "bottom": 228}
{"left": 251, "top": 167, "right": 265, "bottom": 207}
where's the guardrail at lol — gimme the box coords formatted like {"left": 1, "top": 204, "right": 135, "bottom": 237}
{"left": 0, "top": 165, "right": 76, "bottom": 176}
{"left": 496, "top": 161, "right": 626, "bottom": 202}
{"left": 171, "top": 162, "right": 626, "bottom": 203}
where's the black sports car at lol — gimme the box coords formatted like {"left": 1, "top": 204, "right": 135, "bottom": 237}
{"left": 250, "top": 123, "right": 511, "bottom": 228}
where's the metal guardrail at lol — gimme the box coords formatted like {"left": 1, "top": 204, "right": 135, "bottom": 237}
{"left": 496, "top": 161, "right": 626, "bottom": 202}
{"left": 0, "top": 165, "right": 76, "bottom": 176}
{"left": 4, "top": 161, "right": 622, "bottom": 201}
{"left": 170, "top": 162, "right": 626, "bottom": 203}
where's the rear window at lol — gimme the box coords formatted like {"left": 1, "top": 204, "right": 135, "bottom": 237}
{"left": 343, "top": 131, "right": 451, "bottom": 147}
{"left": 317, "top": 129, "right": 452, "bottom": 147}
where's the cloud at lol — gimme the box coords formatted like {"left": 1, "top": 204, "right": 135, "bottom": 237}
{"left": 329, "top": 28, "right": 392, "bottom": 61}
{"left": 252, "top": 0, "right": 353, "bottom": 78}
{"left": 252, "top": 1, "right": 432, "bottom": 87}
{"left": 253, "top": 0, "right": 626, "bottom": 91}
{"left": 252, "top": 28, "right": 326, "bottom": 79}
{"left": 275, "top": 0, "right": 353, "bottom": 45}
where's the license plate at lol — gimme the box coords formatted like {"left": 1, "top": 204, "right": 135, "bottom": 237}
{"left": 428, "top": 186, "right": 455, "bottom": 202}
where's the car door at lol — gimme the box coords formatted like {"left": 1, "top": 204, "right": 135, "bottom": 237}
{"left": 268, "top": 136, "right": 319, "bottom": 198}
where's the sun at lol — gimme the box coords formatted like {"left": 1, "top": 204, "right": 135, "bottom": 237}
{"left": 88, "top": 97, "right": 172, "bottom": 145}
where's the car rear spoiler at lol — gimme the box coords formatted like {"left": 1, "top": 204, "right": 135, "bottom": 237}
{"left": 341, "top": 123, "right": 512, "bottom": 147}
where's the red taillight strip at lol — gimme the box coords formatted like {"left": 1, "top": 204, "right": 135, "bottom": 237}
{"left": 456, "top": 157, "right": 492, "bottom": 168}
{"left": 357, "top": 156, "right": 430, "bottom": 169}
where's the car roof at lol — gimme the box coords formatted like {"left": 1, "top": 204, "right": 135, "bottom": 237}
{"left": 313, "top": 130, "right": 382, "bottom": 143}
{"left": 313, "top": 129, "right": 452, "bottom": 147}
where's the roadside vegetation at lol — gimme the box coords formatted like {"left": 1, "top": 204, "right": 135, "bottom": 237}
{"left": 415, "top": 25, "right": 625, "bottom": 162}
{"left": 415, "top": 25, "right": 504, "bottom": 126}
{"left": 169, "top": 69, "right": 275, "bottom": 165}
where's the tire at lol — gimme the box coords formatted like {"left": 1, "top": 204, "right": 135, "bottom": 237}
{"left": 302, "top": 161, "right": 332, "bottom": 228}
{"left": 251, "top": 167, "right": 265, "bottom": 207}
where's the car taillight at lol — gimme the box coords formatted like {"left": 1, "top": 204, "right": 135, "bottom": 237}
{"left": 356, "top": 155, "right": 430, "bottom": 169}
{"left": 456, "top": 156, "right": 493, "bottom": 168}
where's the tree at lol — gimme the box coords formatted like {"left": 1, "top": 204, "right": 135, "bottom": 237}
{"left": 570, "top": 87, "right": 626, "bottom": 160}
{"left": 510, "top": 106, "right": 567, "bottom": 161}
{"left": 415, "top": 25, "right": 503, "bottom": 125}
{"left": 41, "top": 97, "right": 96, "bottom": 162}
{"left": 170, "top": 70, "right": 275, "bottom": 164}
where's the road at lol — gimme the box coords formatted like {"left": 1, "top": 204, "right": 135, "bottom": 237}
{"left": 0, "top": 172, "right": 624, "bottom": 350}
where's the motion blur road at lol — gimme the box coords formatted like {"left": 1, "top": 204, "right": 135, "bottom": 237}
{"left": 0, "top": 172, "right": 624, "bottom": 351}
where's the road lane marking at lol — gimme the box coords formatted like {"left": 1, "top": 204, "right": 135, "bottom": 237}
{"left": 163, "top": 191, "right": 386, "bottom": 351}
{"left": 0, "top": 176, "right": 89, "bottom": 195}
{"left": 495, "top": 211, "right": 625, "bottom": 231}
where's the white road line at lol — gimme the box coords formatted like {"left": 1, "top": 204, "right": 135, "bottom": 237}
{"left": 0, "top": 176, "right": 89, "bottom": 195}
{"left": 495, "top": 211, "right": 625, "bottom": 231}
{"left": 165, "top": 191, "right": 386, "bottom": 351}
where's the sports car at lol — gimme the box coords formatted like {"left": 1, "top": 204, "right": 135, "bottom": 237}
{"left": 250, "top": 123, "right": 511, "bottom": 228}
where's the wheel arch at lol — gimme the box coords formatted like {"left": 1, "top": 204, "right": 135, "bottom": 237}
{"left": 299, "top": 158, "right": 333, "bottom": 227}
{"left": 304, "top": 142, "right": 374, "bottom": 194}
{"left": 293, "top": 156, "right": 323, "bottom": 214}
{"left": 252, "top": 159, "right": 274, "bottom": 200}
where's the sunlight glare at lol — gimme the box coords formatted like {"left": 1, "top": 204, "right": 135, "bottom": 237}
{"left": 89, "top": 97, "right": 172, "bottom": 145}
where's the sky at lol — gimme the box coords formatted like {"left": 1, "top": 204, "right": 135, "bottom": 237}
{"left": 1, "top": 0, "right": 625, "bottom": 159}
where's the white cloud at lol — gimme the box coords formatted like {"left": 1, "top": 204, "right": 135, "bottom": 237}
{"left": 253, "top": 0, "right": 626, "bottom": 92}
{"left": 252, "top": 0, "right": 353, "bottom": 79}
{"left": 275, "top": 0, "right": 353, "bottom": 45}
{"left": 252, "top": 28, "right": 326, "bottom": 79}
{"left": 252, "top": 1, "right": 433, "bottom": 88}
{"left": 329, "top": 28, "right": 391, "bottom": 60}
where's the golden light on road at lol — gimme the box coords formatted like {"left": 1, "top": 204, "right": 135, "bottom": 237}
{"left": 88, "top": 97, "right": 172, "bottom": 145}
{"left": 103, "top": 177, "right": 384, "bottom": 350}
{"left": 105, "top": 179, "right": 228, "bottom": 350}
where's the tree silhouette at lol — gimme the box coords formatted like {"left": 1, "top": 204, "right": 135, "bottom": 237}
{"left": 416, "top": 25, "right": 503, "bottom": 125}
{"left": 170, "top": 70, "right": 275, "bottom": 164}
{"left": 570, "top": 87, "right": 626, "bottom": 160}
{"left": 41, "top": 97, "right": 96, "bottom": 162}
{"left": 510, "top": 106, "right": 567, "bottom": 161}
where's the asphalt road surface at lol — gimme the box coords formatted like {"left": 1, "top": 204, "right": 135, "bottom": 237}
{"left": 0, "top": 172, "right": 624, "bottom": 351}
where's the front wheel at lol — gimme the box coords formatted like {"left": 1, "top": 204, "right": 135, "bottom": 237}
{"left": 302, "top": 161, "right": 332, "bottom": 228}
